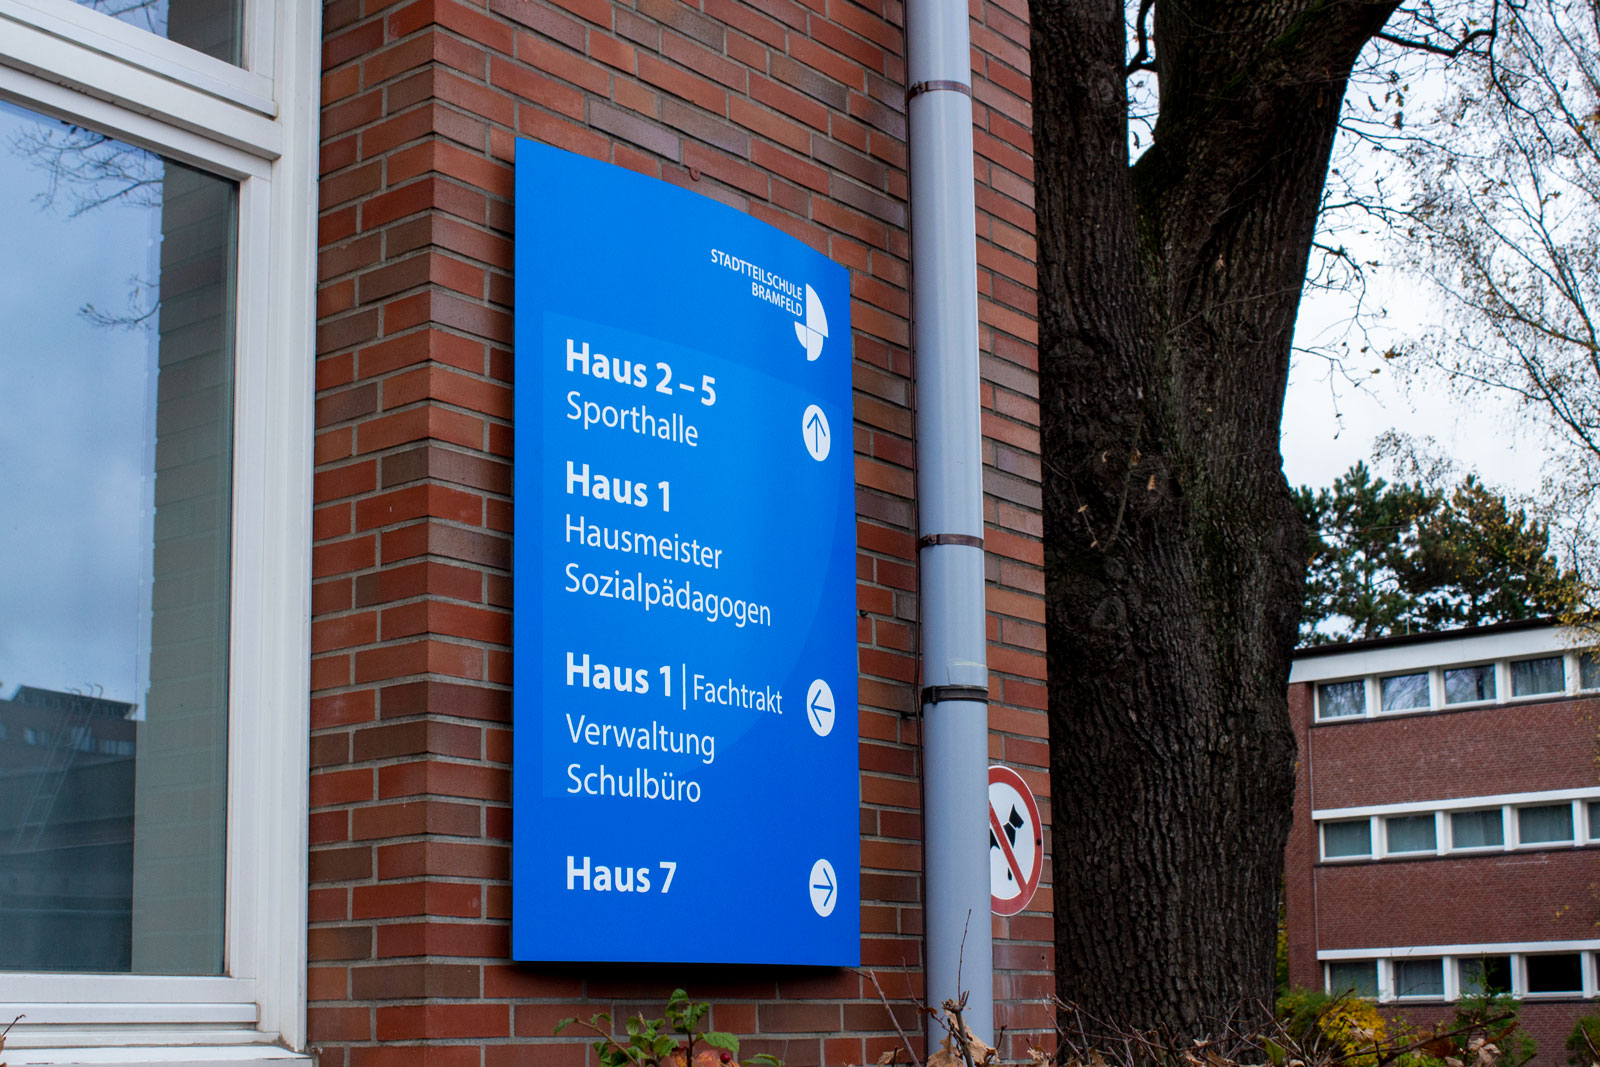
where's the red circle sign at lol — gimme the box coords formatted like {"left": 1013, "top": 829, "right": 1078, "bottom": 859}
{"left": 989, "top": 765, "right": 1043, "bottom": 916}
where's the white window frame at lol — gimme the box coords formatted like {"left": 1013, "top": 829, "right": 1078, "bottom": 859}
{"left": 1377, "top": 670, "right": 1431, "bottom": 714}
{"left": 1440, "top": 661, "right": 1497, "bottom": 707}
{"left": 1316, "top": 787, "right": 1600, "bottom": 862}
{"left": 1383, "top": 811, "right": 1441, "bottom": 857}
{"left": 1323, "top": 942, "right": 1600, "bottom": 1003}
{"left": 1321, "top": 816, "right": 1376, "bottom": 861}
{"left": 1392, "top": 957, "right": 1446, "bottom": 1001}
{"left": 1325, "top": 958, "right": 1381, "bottom": 999}
{"left": 1578, "top": 650, "right": 1600, "bottom": 691}
{"left": 1521, "top": 951, "right": 1587, "bottom": 998}
{"left": 1297, "top": 629, "right": 1598, "bottom": 723}
{"left": 1446, "top": 807, "right": 1506, "bottom": 852}
{"left": 1514, "top": 800, "right": 1578, "bottom": 847}
{"left": 1314, "top": 677, "right": 1370, "bottom": 721}
{"left": 0, "top": 0, "right": 316, "bottom": 1059}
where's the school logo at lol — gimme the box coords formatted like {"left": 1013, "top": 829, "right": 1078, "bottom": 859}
{"left": 794, "top": 284, "right": 829, "bottom": 361}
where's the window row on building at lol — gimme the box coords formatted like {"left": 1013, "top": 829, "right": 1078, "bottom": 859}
{"left": 1316, "top": 789, "right": 1600, "bottom": 861}
{"left": 1314, "top": 650, "right": 1598, "bottom": 722}
{"left": 1324, "top": 942, "right": 1600, "bottom": 1002}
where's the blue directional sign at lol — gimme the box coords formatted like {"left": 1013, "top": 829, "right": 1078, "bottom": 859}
{"left": 512, "top": 142, "right": 859, "bottom": 965}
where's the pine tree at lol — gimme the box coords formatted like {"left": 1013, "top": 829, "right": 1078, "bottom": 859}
{"left": 1298, "top": 463, "right": 1436, "bottom": 644}
{"left": 1404, "top": 475, "right": 1583, "bottom": 630}
{"left": 1299, "top": 466, "right": 1581, "bottom": 642}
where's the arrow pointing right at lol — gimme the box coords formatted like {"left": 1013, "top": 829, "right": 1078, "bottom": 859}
{"left": 811, "top": 865, "right": 834, "bottom": 907}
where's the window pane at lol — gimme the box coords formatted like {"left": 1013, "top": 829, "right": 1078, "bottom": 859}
{"left": 1328, "top": 961, "right": 1378, "bottom": 998}
{"left": 1581, "top": 651, "right": 1600, "bottom": 691}
{"left": 1511, "top": 656, "right": 1564, "bottom": 696}
{"left": 1451, "top": 809, "right": 1505, "bottom": 849}
{"left": 1324, "top": 819, "right": 1372, "bottom": 858}
{"left": 1589, "top": 801, "right": 1600, "bottom": 841}
{"left": 1395, "top": 959, "right": 1444, "bottom": 998}
{"left": 71, "top": 0, "right": 244, "bottom": 65}
{"left": 0, "top": 102, "right": 234, "bottom": 975}
{"left": 1526, "top": 953, "right": 1582, "bottom": 993}
{"left": 1387, "top": 814, "right": 1437, "bottom": 853}
{"left": 1444, "top": 665, "right": 1496, "bottom": 704}
{"left": 1519, "top": 803, "right": 1574, "bottom": 844}
{"left": 1381, "top": 673, "right": 1429, "bottom": 711}
{"left": 1318, "top": 680, "right": 1365, "bottom": 719}
{"left": 1460, "top": 956, "right": 1512, "bottom": 996}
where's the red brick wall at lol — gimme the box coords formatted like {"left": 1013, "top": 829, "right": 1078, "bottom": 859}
{"left": 1285, "top": 683, "right": 1318, "bottom": 994}
{"left": 1307, "top": 696, "right": 1600, "bottom": 810}
{"left": 1284, "top": 679, "right": 1600, "bottom": 1060}
{"left": 1311, "top": 851, "right": 1600, "bottom": 948}
{"left": 311, "top": 0, "right": 1046, "bottom": 1063}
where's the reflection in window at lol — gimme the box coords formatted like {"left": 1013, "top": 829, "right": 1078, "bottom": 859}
{"left": 1444, "top": 664, "right": 1495, "bottom": 704}
{"left": 1582, "top": 651, "right": 1600, "bottom": 691}
{"left": 1511, "top": 656, "right": 1564, "bottom": 697}
{"left": 1459, "top": 956, "right": 1512, "bottom": 996}
{"left": 1525, "top": 953, "right": 1582, "bottom": 994}
{"left": 1386, "top": 814, "right": 1436, "bottom": 853}
{"left": 1328, "top": 960, "right": 1378, "bottom": 998}
{"left": 1395, "top": 958, "right": 1444, "bottom": 998}
{"left": 1518, "top": 803, "right": 1574, "bottom": 844}
{"left": 1451, "top": 809, "right": 1504, "bottom": 849}
{"left": 1323, "top": 820, "right": 1372, "bottom": 859}
{"left": 1318, "top": 680, "right": 1365, "bottom": 719}
{"left": 71, "top": 0, "right": 244, "bottom": 65}
{"left": 1381, "top": 673, "right": 1429, "bottom": 711}
{"left": 0, "top": 100, "right": 235, "bottom": 975}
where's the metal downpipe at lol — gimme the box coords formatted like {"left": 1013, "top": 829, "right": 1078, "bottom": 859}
{"left": 907, "top": 0, "right": 991, "bottom": 1045}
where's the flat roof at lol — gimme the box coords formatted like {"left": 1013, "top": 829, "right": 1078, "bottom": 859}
{"left": 1294, "top": 617, "right": 1555, "bottom": 659}
{"left": 1288, "top": 618, "right": 1592, "bottom": 684}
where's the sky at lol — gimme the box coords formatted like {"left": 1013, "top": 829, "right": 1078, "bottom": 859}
{"left": 0, "top": 100, "right": 161, "bottom": 707}
{"left": 1274, "top": 48, "right": 1555, "bottom": 503}
{"left": 1280, "top": 265, "right": 1550, "bottom": 497}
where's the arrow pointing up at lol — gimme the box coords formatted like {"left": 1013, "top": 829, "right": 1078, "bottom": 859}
{"left": 807, "top": 410, "right": 826, "bottom": 449}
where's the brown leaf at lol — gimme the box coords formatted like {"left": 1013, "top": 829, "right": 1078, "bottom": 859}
{"left": 1421, "top": 1036, "right": 1458, "bottom": 1058}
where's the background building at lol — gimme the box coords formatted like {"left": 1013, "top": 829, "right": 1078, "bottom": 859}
{"left": 1285, "top": 621, "right": 1600, "bottom": 1057}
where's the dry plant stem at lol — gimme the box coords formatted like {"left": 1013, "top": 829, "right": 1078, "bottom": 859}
{"left": 857, "top": 968, "right": 922, "bottom": 1067}
{"left": 1052, "top": 997, "right": 1520, "bottom": 1067}
{"left": 945, "top": 999, "right": 976, "bottom": 1067}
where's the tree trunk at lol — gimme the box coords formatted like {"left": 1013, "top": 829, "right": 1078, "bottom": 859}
{"left": 1031, "top": 0, "right": 1401, "bottom": 1034}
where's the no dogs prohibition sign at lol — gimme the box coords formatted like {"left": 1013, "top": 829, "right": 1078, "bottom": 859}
{"left": 988, "top": 765, "right": 1043, "bottom": 916}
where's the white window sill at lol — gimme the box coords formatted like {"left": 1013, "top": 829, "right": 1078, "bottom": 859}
{"left": 6, "top": 1048, "right": 310, "bottom": 1066}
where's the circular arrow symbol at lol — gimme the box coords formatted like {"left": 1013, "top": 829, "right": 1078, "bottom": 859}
{"left": 806, "top": 679, "right": 835, "bottom": 737}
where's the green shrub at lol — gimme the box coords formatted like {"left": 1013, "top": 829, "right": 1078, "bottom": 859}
{"left": 555, "top": 988, "right": 779, "bottom": 1067}
{"left": 1567, "top": 1012, "right": 1600, "bottom": 1067}
{"left": 1276, "top": 988, "right": 1390, "bottom": 1067}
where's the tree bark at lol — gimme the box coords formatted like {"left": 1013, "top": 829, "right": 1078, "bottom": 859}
{"left": 1031, "top": 0, "right": 1401, "bottom": 1033}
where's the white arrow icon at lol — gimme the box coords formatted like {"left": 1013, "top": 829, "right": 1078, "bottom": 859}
{"left": 801, "top": 404, "right": 830, "bottom": 461}
{"left": 808, "top": 858, "right": 837, "bottom": 917}
{"left": 806, "top": 679, "right": 835, "bottom": 737}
